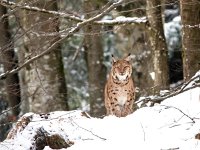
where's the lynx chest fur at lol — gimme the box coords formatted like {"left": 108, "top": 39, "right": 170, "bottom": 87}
{"left": 104, "top": 54, "right": 135, "bottom": 117}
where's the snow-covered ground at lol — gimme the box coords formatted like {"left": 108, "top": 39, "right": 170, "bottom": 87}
{"left": 0, "top": 72, "right": 200, "bottom": 150}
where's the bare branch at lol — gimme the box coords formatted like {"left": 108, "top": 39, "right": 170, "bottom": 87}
{"left": 0, "top": 0, "right": 82, "bottom": 22}
{"left": 0, "top": 0, "right": 147, "bottom": 26}
{"left": 178, "top": 75, "right": 200, "bottom": 93}
{"left": 160, "top": 105, "right": 196, "bottom": 123}
{"left": 136, "top": 75, "right": 200, "bottom": 105}
{"left": 72, "top": 39, "right": 84, "bottom": 61}
{"left": 0, "top": 0, "right": 125, "bottom": 80}
{"left": 69, "top": 117, "right": 107, "bottom": 141}
{"left": 140, "top": 122, "right": 146, "bottom": 141}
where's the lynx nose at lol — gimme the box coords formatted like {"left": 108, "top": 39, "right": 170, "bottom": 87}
{"left": 120, "top": 72, "right": 125, "bottom": 75}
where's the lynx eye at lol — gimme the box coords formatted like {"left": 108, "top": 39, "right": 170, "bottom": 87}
{"left": 115, "top": 66, "right": 120, "bottom": 70}
{"left": 124, "top": 66, "right": 129, "bottom": 70}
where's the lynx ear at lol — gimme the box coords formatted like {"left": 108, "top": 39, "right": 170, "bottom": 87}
{"left": 124, "top": 53, "right": 131, "bottom": 62}
{"left": 112, "top": 54, "right": 117, "bottom": 64}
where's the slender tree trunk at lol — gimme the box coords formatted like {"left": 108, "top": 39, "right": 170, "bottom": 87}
{"left": 0, "top": 5, "right": 20, "bottom": 117}
{"left": 17, "top": 0, "right": 68, "bottom": 113}
{"left": 180, "top": 0, "right": 200, "bottom": 81}
{"left": 83, "top": 0, "right": 106, "bottom": 117}
{"left": 146, "top": 0, "right": 169, "bottom": 92}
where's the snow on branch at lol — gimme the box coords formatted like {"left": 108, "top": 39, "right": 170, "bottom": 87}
{"left": 28, "top": 16, "right": 147, "bottom": 37}
{"left": 97, "top": 16, "right": 147, "bottom": 25}
{"left": 0, "top": 0, "right": 82, "bottom": 22}
{"left": 136, "top": 75, "right": 200, "bottom": 105}
{"left": 0, "top": 0, "right": 127, "bottom": 80}
{"left": 0, "top": 0, "right": 147, "bottom": 25}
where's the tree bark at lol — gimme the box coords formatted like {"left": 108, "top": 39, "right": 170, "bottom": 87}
{"left": 180, "top": 0, "right": 200, "bottom": 81}
{"left": 0, "top": 5, "right": 20, "bottom": 117}
{"left": 16, "top": 0, "right": 68, "bottom": 113}
{"left": 83, "top": 0, "right": 106, "bottom": 117}
{"left": 146, "top": 0, "right": 169, "bottom": 92}
{"left": 114, "top": 0, "right": 154, "bottom": 96}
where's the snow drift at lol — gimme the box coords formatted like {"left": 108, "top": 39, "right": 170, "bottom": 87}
{"left": 0, "top": 72, "right": 200, "bottom": 150}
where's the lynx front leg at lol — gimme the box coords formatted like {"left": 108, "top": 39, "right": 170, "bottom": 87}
{"left": 121, "top": 98, "right": 134, "bottom": 117}
{"left": 112, "top": 108, "right": 122, "bottom": 117}
{"left": 110, "top": 102, "right": 123, "bottom": 117}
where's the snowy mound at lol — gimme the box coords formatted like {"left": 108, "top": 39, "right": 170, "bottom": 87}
{"left": 0, "top": 73, "right": 200, "bottom": 150}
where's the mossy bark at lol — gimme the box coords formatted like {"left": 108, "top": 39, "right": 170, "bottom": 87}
{"left": 17, "top": 0, "right": 68, "bottom": 113}
{"left": 180, "top": 0, "right": 200, "bottom": 81}
{"left": 146, "top": 0, "right": 169, "bottom": 93}
{"left": 83, "top": 0, "right": 106, "bottom": 117}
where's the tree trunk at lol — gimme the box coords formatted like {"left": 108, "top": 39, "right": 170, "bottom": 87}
{"left": 114, "top": 0, "right": 154, "bottom": 96}
{"left": 180, "top": 0, "right": 200, "bottom": 81}
{"left": 0, "top": 5, "right": 20, "bottom": 117}
{"left": 83, "top": 0, "right": 106, "bottom": 117}
{"left": 146, "top": 0, "right": 169, "bottom": 93}
{"left": 17, "top": 0, "right": 68, "bottom": 113}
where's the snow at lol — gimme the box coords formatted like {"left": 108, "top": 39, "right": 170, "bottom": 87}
{"left": 0, "top": 72, "right": 200, "bottom": 150}
{"left": 98, "top": 16, "right": 147, "bottom": 24}
{"left": 164, "top": 16, "right": 181, "bottom": 59}
{"left": 150, "top": 72, "right": 155, "bottom": 80}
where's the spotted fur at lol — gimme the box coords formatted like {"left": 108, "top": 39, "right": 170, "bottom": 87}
{"left": 104, "top": 54, "right": 135, "bottom": 117}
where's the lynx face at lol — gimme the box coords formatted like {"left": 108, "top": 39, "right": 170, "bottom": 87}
{"left": 112, "top": 60, "right": 132, "bottom": 82}
{"left": 111, "top": 55, "right": 132, "bottom": 82}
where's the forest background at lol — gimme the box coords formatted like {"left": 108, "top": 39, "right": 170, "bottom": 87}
{"left": 0, "top": 0, "right": 200, "bottom": 141}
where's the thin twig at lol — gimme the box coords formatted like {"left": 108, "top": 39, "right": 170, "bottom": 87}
{"left": 160, "top": 105, "right": 196, "bottom": 123}
{"left": 0, "top": 0, "right": 82, "bottom": 22}
{"left": 0, "top": 0, "right": 147, "bottom": 26}
{"left": 0, "top": 0, "right": 125, "bottom": 80}
{"left": 178, "top": 75, "right": 200, "bottom": 93}
{"left": 69, "top": 117, "right": 107, "bottom": 141}
{"left": 140, "top": 122, "right": 146, "bottom": 141}
{"left": 72, "top": 39, "right": 84, "bottom": 61}
{"left": 136, "top": 82, "right": 200, "bottom": 105}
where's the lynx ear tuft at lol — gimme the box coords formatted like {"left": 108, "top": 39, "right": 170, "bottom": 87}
{"left": 124, "top": 53, "right": 132, "bottom": 62}
{"left": 112, "top": 54, "right": 117, "bottom": 63}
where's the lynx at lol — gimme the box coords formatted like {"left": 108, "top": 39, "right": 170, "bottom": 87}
{"left": 104, "top": 54, "right": 135, "bottom": 117}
